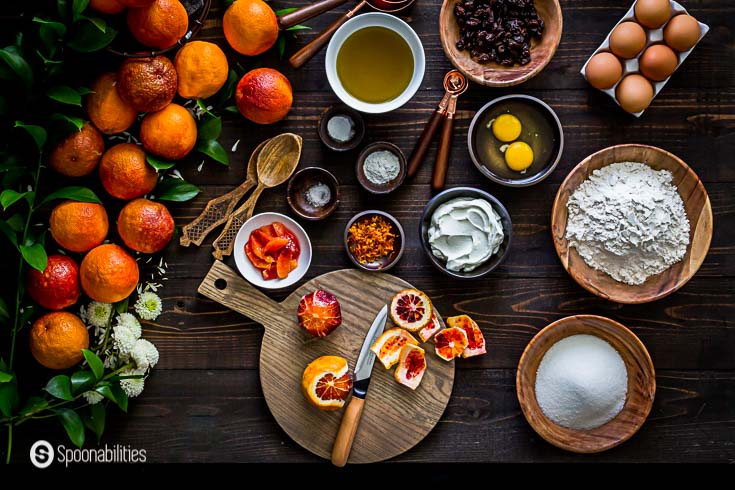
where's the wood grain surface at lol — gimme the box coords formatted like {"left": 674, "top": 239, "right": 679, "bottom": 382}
{"left": 3, "top": 0, "right": 734, "bottom": 463}
{"left": 516, "top": 315, "right": 655, "bottom": 453}
{"left": 551, "top": 144, "right": 713, "bottom": 304}
{"left": 197, "top": 261, "right": 455, "bottom": 463}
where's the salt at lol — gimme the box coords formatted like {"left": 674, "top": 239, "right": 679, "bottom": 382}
{"left": 304, "top": 182, "right": 331, "bottom": 208}
{"left": 535, "top": 334, "right": 628, "bottom": 430}
{"left": 327, "top": 115, "right": 355, "bottom": 143}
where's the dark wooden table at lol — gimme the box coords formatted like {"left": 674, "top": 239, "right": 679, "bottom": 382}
{"left": 14, "top": 0, "right": 735, "bottom": 463}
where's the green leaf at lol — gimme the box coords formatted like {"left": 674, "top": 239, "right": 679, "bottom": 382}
{"left": 196, "top": 99, "right": 214, "bottom": 117}
{"left": 6, "top": 214, "right": 24, "bottom": 232}
{"left": 40, "top": 186, "right": 101, "bottom": 206}
{"left": 51, "top": 112, "right": 85, "bottom": 131}
{"left": 20, "top": 243, "right": 48, "bottom": 272}
{"left": 155, "top": 178, "right": 201, "bottom": 202}
{"left": 76, "top": 86, "right": 94, "bottom": 95}
{"left": 114, "top": 297, "right": 129, "bottom": 315}
{"left": 0, "top": 380, "right": 19, "bottom": 417}
{"left": 146, "top": 155, "right": 175, "bottom": 171}
{"left": 215, "top": 69, "right": 238, "bottom": 107}
{"left": 286, "top": 25, "right": 311, "bottom": 31}
{"left": 14, "top": 122, "right": 47, "bottom": 150}
{"left": 87, "top": 402, "right": 106, "bottom": 443}
{"left": 0, "top": 372, "right": 12, "bottom": 383}
{"left": 0, "top": 297, "right": 9, "bottom": 322}
{"left": 34, "top": 18, "right": 67, "bottom": 55}
{"left": 58, "top": 0, "right": 71, "bottom": 19}
{"left": 71, "top": 371, "right": 96, "bottom": 394}
{"left": 84, "top": 15, "right": 106, "bottom": 32}
{"left": 67, "top": 19, "right": 116, "bottom": 52}
{"left": 19, "top": 396, "right": 48, "bottom": 416}
{"left": 197, "top": 116, "right": 221, "bottom": 141}
{"left": 109, "top": 384, "right": 128, "bottom": 412}
{"left": 46, "top": 375, "right": 74, "bottom": 401}
{"left": 224, "top": 105, "right": 240, "bottom": 115}
{"left": 73, "top": 0, "right": 91, "bottom": 21}
{"left": 0, "top": 46, "right": 33, "bottom": 88}
{"left": 0, "top": 190, "right": 30, "bottom": 211}
{"left": 55, "top": 408, "right": 85, "bottom": 448}
{"left": 277, "top": 34, "right": 286, "bottom": 60}
{"left": 47, "top": 85, "right": 82, "bottom": 106}
{"left": 82, "top": 349, "right": 104, "bottom": 380}
{"left": 274, "top": 7, "right": 298, "bottom": 15}
{"left": 196, "top": 139, "right": 229, "bottom": 166}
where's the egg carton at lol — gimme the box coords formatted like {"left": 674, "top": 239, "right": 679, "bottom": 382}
{"left": 580, "top": 0, "right": 709, "bottom": 117}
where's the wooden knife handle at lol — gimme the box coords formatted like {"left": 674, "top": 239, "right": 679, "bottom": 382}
{"left": 431, "top": 115, "right": 455, "bottom": 191}
{"left": 407, "top": 110, "right": 444, "bottom": 178}
{"left": 277, "top": 0, "right": 348, "bottom": 29}
{"left": 331, "top": 396, "right": 365, "bottom": 467}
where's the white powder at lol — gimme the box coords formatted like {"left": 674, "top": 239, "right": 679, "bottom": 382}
{"left": 304, "top": 182, "right": 331, "bottom": 208}
{"left": 327, "top": 115, "right": 355, "bottom": 143}
{"left": 565, "top": 161, "right": 690, "bottom": 286}
{"left": 535, "top": 334, "right": 628, "bottom": 430}
{"left": 364, "top": 150, "right": 400, "bottom": 185}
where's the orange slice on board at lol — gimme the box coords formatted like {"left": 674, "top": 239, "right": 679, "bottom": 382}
{"left": 390, "top": 288, "right": 433, "bottom": 332}
{"left": 418, "top": 312, "right": 441, "bottom": 342}
{"left": 394, "top": 344, "right": 427, "bottom": 391}
{"left": 434, "top": 327, "right": 469, "bottom": 361}
{"left": 370, "top": 327, "right": 419, "bottom": 369}
{"left": 447, "top": 315, "right": 487, "bottom": 358}
{"left": 302, "top": 355, "right": 353, "bottom": 410}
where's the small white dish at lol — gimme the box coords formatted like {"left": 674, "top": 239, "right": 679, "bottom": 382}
{"left": 325, "top": 12, "right": 425, "bottom": 114}
{"left": 233, "top": 212, "right": 312, "bottom": 289}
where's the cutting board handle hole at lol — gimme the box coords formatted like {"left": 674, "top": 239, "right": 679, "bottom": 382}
{"left": 214, "top": 278, "right": 228, "bottom": 291}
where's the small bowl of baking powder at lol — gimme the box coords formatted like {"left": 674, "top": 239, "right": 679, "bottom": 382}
{"left": 318, "top": 104, "right": 365, "bottom": 152}
{"left": 356, "top": 141, "right": 407, "bottom": 194}
{"left": 287, "top": 167, "right": 340, "bottom": 221}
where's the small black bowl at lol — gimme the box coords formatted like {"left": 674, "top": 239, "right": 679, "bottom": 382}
{"left": 318, "top": 104, "right": 366, "bottom": 152}
{"left": 420, "top": 187, "right": 512, "bottom": 279}
{"left": 344, "top": 210, "right": 404, "bottom": 272}
{"left": 287, "top": 167, "right": 340, "bottom": 221}
{"left": 356, "top": 142, "right": 407, "bottom": 194}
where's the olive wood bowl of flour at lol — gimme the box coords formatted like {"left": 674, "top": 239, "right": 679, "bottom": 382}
{"left": 516, "top": 315, "right": 656, "bottom": 453}
{"left": 551, "top": 144, "right": 713, "bottom": 304}
{"left": 356, "top": 142, "right": 407, "bottom": 194}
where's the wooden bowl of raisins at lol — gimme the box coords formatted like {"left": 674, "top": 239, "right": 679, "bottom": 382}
{"left": 439, "top": 0, "right": 562, "bottom": 87}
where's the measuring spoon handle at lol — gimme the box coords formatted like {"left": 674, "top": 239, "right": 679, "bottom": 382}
{"left": 432, "top": 115, "right": 455, "bottom": 191}
{"left": 277, "top": 0, "right": 348, "bottom": 29}
{"left": 407, "top": 110, "right": 444, "bottom": 178}
{"left": 212, "top": 185, "right": 265, "bottom": 260}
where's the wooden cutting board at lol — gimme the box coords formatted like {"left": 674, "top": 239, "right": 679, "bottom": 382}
{"left": 198, "top": 261, "right": 455, "bottom": 463}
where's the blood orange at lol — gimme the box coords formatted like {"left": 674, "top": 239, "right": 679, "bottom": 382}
{"left": 418, "top": 312, "right": 441, "bottom": 342}
{"left": 297, "top": 290, "right": 342, "bottom": 337}
{"left": 301, "top": 355, "right": 353, "bottom": 410}
{"left": 447, "top": 315, "right": 486, "bottom": 358}
{"left": 394, "top": 344, "right": 427, "bottom": 390}
{"left": 370, "top": 327, "right": 418, "bottom": 369}
{"left": 433, "top": 327, "right": 469, "bottom": 361}
{"left": 389, "top": 288, "right": 433, "bottom": 332}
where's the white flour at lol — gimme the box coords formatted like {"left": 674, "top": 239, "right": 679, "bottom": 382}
{"left": 566, "top": 162, "right": 690, "bottom": 285}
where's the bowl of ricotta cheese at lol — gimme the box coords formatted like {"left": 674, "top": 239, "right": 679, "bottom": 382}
{"left": 420, "top": 187, "right": 512, "bottom": 279}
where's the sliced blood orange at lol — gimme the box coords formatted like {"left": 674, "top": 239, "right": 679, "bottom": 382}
{"left": 297, "top": 290, "right": 342, "bottom": 337}
{"left": 245, "top": 241, "right": 271, "bottom": 269}
{"left": 389, "top": 288, "right": 433, "bottom": 332}
{"left": 301, "top": 355, "right": 353, "bottom": 410}
{"left": 418, "top": 312, "right": 441, "bottom": 342}
{"left": 263, "top": 236, "right": 289, "bottom": 255}
{"left": 447, "top": 315, "right": 486, "bottom": 358}
{"left": 276, "top": 250, "right": 292, "bottom": 279}
{"left": 370, "top": 327, "right": 419, "bottom": 369}
{"left": 433, "top": 327, "right": 469, "bottom": 361}
{"left": 394, "top": 344, "right": 426, "bottom": 390}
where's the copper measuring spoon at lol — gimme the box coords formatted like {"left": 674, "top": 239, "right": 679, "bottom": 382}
{"left": 406, "top": 70, "right": 468, "bottom": 190}
{"left": 288, "top": 0, "right": 416, "bottom": 69}
{"left": 179, "top": 139, "right": 270, "bottom": 247}
{"left": 212, "top": 133, "right": 302, "bottom": 260}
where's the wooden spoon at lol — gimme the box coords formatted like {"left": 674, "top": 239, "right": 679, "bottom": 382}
{"left": 212, "top": 133, "right": 303, "bottom": 260}
{"left": 179, "top": 139, "right": 270, "bottom": 247}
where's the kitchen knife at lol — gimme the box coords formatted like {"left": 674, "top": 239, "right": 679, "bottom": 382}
{"left": 331, "top": 304, "right": 388, "bottom": 467}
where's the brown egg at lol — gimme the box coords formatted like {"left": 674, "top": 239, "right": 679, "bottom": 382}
{"left": 640, "top": 44, "right": 679, "bottom": 81}
{"left": 610, "top": 22, "right": 647, "bottom": 58}
{"left": 634, "top": 0, "right": 672, "bottom": 28}
{"left": 664, "top": 14, "right": 701, "bottom": 52}
{"left": 585, "top": 52, "right": 623, "bottom": 90}
{"left": 616, "top": 74, "right": 654, "bottom": 113}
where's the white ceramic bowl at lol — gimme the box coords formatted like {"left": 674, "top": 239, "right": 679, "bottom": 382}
{"left": 325, "top": 12, "right": 425, "bottom": 114}
{"left": 233, "top": 212, "right": 312, "bottom": 289}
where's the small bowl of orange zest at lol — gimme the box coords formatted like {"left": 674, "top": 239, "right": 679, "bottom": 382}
{"left": 344, "top": 210, "right": 404, "bottom": 272}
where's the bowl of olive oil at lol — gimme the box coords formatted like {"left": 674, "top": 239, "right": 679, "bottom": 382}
{"left": 326, "top": 13, "right": 425, "bottom": 114}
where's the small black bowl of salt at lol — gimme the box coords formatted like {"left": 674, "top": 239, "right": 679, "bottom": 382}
{"left": 318, "top": 105, "right": 365, "bottom": 152}
{"left": 287, "top": 167, "right": 340, "bottom": 221}
{"left": 356, "top": 142, "right": 407, "bottom": 194}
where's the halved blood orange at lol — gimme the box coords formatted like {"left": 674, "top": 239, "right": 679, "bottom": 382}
{"left": 390, "top": 288, "right": 433, "bottom": 332}
{"left": 418, "top": 312, "right": 441, "bottom": 342}
{"left": 370, "top": 327, "right": 419, "bottom": 369}
{"left": 433, "top": 327, "right": 469, "bottom": 361}
{"left": 447, "top": 315, "right": 486, "bottom": 358}
{"left": 297, "top": 290, "right": 342, "bottom": 337}
{"left": 301, "top": 355, "right": 353, "bottom": 410}
{"left": 394, "top": 344, "right": 426, "bottom": 390}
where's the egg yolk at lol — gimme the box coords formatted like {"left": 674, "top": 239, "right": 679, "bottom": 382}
{"left": 492, "top": 114, "right": 522, "bottom": 142}
{"left": 504, "top": 141, "right": 534, "bottom": 171}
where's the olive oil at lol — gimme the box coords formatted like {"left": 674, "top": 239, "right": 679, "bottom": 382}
{"left": 336, "top": 26, "right": 414, "bottom": 104}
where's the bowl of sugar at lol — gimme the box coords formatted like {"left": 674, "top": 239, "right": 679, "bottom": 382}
{"left": 516, "top": 314, "right": 655, "bottom": 453}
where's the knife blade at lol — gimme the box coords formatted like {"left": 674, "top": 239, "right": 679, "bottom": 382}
{"left": 331, "top": 304, "right": 388, "bottom": 466}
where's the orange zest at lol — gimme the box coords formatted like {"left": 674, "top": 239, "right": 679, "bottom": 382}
{"left": 347, "top": 216, "right": 396, "bottom": 265}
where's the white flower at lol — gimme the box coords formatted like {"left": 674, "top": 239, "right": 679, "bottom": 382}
{"left": 83, "top": 302, "right": 113, "bottom": 337}
{"left": 103, "top": 352, "right": 118, "bottom": 370}
{"left": 119, "top": 368, "right": 146, "bottom": 398}
{"left": 112, "top": 324, "right": 138, "bottom": 356}
{"left": 83, "top": 391, "right": 103, "bottom": 405}
{"left": 130, "top": 339, "right": 159, "bottom": 370}
{"left": 116, "top": 313, "right": 141, "bottom": 339}
{"left": 134, "top": 292, "right": 163, "bottom": 321}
